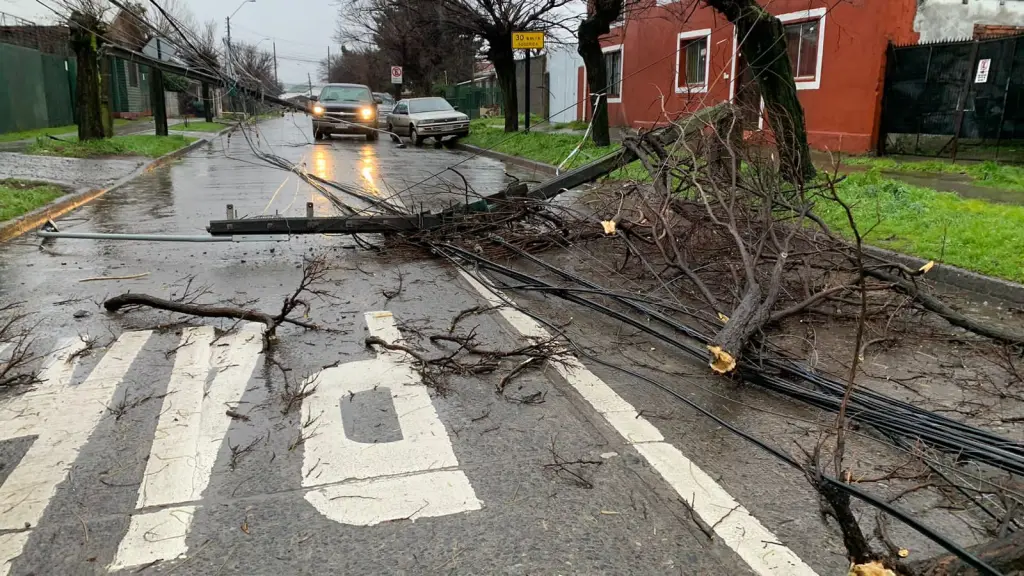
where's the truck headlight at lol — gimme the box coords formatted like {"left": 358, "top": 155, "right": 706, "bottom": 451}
{"left": 313, "top": 105, "right": 324, "bottom": 115}
{"left": 360, "top": 107, "right": 374, "bottom": 120}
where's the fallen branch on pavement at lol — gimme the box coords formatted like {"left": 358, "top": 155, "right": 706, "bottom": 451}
{"left": 0, "top": 303, "right": 42, "bottom": 388}
{"left": 104, "top": 254, "right": 333, "bottom": 346}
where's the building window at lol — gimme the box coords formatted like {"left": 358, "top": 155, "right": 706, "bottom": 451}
{"left": 676, "top": 29, "right": 711, "bottom": 93}
{"left": 128, "top": 62, "right": 139, "bottom": 87}
{"left": 603, "top": 45, "right": 622, "bottom": 101}
{"left": 785, "top": 21, "right": 819, "bottom": 79}
{"left": 777, "top": 8, "right": 826, "bottom": 90}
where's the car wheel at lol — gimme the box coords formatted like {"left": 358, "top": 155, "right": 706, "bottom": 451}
{"left": 314, "top": 129, "right": 323, "bottom": 141}
{"left": 410, "top": 126, "right": 423, "bottom": 146}
{"left": 366, "top": 130, "right": 379, "bottom": 142}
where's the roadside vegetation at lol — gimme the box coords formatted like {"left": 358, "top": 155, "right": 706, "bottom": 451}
{"left": 0, "top": 118, "right": 140, "bottom": 143}
{"left": 0, "top": 180, "right": 66, "bottom": 221}
{"left": 26, "top": 134, "right": 196, "bottom": 159}
{"left": 465, "top": 121, "right": 1024, "bottom": 282}
{"left": 845, "top": 156, "right": 1024, "bottom": 194}
{"left": 170, "top": 121, "right": 230, "bottom": 133}
{"left": 821, "top": 169, "right": 1024, "bottom": 282}
{"left": 463, "top": 119, "right": 648, "bottom": 179}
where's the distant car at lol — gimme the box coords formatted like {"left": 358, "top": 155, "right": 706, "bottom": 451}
{"left": 310, "top": 83, "right": 380, "bottom": 141}
{"left": 386, "top": 97, "right": 469, "bottom": 146}
{"left": 372, "top": 92, "right": 396, "bottom": 125}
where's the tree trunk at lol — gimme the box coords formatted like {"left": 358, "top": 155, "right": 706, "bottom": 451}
{"left": 577, "top": 0, "right": 623, "bottom": 147}
{"left": 488, "top": 40, "right": 518, "bottom": 132}
{"left": 703, "top": 0, "right": 815, "bottom": 183}
{"left": 69, "top": 12, "right": 105, "bottom": 141}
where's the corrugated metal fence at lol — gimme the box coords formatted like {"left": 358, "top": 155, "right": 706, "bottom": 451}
{"left": 880, "top": 34, "right": 1024, "bottom": 160}
{"left": 0, "top": 41, "right": 76, "bottom": 134}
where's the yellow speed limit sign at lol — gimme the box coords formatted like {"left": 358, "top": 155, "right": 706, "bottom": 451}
{"left": 512, "top": 31, "right": 544, "bottom": 50}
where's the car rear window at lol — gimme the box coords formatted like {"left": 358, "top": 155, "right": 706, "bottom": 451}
{"left": 319, "top": 86, "right": 372, "bottom": 103}
{"left": 409, "top": 98, "right": 455, "bottom": 114}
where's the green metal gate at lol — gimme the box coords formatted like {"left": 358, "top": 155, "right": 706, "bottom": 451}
{"left": 0, "top": 42, "right": 76, "bottom": 134}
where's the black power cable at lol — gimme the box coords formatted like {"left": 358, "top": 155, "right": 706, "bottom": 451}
{"left": 433, "top": 243, "right": 1004, "bottom": 576}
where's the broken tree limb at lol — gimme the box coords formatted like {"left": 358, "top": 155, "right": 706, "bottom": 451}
{"left": 908, "top": 529, "right": 1024, "bottom": 575}
{"left": 865, "top": 268, "right": 1024, "bottom": 345}
{"left": 103, "top": 295, "right": 319, "bottom": 331}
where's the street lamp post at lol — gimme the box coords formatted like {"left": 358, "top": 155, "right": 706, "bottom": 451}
{"left": 225, "top": 0, "right": 255, "bottom": 113}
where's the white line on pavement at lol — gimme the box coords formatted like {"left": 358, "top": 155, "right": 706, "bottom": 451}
{"left": 111, "top": 323, "right": 264, "bottom": 570}
{"left": 301, "top": 311, "right": 481, "bottom": 526}
{"left": 458, "top": 270, "right": 819, "bottom": 576}
{"left": 0, "top": 331, "right": 151, "bottom": 575}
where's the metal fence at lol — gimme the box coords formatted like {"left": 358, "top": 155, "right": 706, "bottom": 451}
{"left": 444, "top": 83, "right": 502, "bottom": 119}
{"left": 0, "top": 41, "right": 76, "bottom": 134}
{"left": 879, "top": 34, "right": 1024, "bottom": 161}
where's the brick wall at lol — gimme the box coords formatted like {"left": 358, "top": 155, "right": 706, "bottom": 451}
{"left": 0, "top": 26, "right": 70, "bottom": 56}
{"left": 974, "top": 23, "right": 1024, "bottom": 39}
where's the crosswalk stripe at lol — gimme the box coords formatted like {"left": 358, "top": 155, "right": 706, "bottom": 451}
{"left": 0, "top": 331, "right": 151, "bottom": 575}
{"left": 458, "top": 270, "right": 819, "bottom": 576}
{"left": 111, "top": 323, "right": 264, "bottom": 570}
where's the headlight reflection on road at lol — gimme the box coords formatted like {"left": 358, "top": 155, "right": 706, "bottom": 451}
{"left": 359, "top": 147, "right": 381, "bottom": 197}
{"left": 312, "top": 146, "right": 332, "bottom": 180}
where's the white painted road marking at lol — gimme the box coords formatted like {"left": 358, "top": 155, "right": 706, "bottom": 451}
{"left": 111, "top": 323, "right": 264, "bottom": 570}
{"left": 458, "top": 270, "right": 819, "bottom": 576}
{"left": 301, "top": 311, "right": 481, "bottom": 526}
{"left": 0, "top": 331, "right": 151, "bottom": 575}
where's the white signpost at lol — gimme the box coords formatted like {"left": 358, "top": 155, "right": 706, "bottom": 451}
{"left": 975, "top": 58, "right": 992, "bottom": 84}
{"left": 391, "top": 65, "right": 403, "bottom": 85}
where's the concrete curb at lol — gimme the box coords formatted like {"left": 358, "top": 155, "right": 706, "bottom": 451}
{"left": 0, "top": 136, "right": 212, "bottom": 243}
{"left": 457, "top": 143, "right": 1024, "bottom": 304}
{"left": 456, "top": 143, "right": 558, "bottom": 176}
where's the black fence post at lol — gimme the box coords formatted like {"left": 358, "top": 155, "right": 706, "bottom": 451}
{"left": 995, "top": 37, "right": 1017, "bottom": 161}
{"left": 951, "top": 39, "right": 981, "bottom": 163}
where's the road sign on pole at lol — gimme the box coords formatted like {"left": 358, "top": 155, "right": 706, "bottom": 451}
{"left": 391, "top": 65, "right": 403, "bottom": 84}
{"left": 512, "top": 31, "right": 544, "bottom": 50}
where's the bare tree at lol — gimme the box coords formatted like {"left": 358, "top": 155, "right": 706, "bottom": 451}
{"left": 407, "top": 0, "right": 580, "bottom": 132}
{"left": 320, "top": 46, "right": 390, "bottom": 90}
{"left": 232, "top": 41, "right": 282, "bottom": 95}
{"left": 577, "top": 0, "right": 642, "bottom": 146}
{"left": 338, "top": 0, "right": 478, "bottom": 95}
{"left": 699, "top": 0, "right": 815, "bottom": 183}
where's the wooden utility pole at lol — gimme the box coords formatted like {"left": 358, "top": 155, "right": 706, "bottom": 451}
{"left": 151, "top": 38, "right": 168, "bottom": 136}
{"left": 273, "top": 41, "right": 278, "bottom": 86}
{"left": 327, "top": 45, "right": 331, "bottom": 82}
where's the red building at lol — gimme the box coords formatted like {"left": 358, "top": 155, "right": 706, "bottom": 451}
{"left": 586, "top": 0, "right": 920, "bottom": 153}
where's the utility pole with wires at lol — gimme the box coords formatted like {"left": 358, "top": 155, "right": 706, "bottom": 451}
{"left": 273, "top": 41, "right": 278, "bottom": 87}
{"left": 326, "top": 45, "right": 331, "bottom": 82}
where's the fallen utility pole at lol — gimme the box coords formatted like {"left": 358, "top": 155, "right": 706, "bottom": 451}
{"left": 207, "top": 105, "right": 729, "bottom": 236}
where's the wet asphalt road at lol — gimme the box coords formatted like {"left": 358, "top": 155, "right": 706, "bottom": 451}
{"left": 0, "top": 115, "right": 867, "bottom": 575}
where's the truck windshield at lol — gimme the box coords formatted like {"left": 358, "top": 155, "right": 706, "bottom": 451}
{"left": 409, "top": 98, "right": 454, "bottom": 114}
{"left": 319, "top": 86, "right": 372, "bottom": 103}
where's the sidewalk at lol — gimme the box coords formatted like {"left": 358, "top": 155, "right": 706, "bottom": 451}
{"left": 0, "top": 118, "right": 188, "bottom": 152}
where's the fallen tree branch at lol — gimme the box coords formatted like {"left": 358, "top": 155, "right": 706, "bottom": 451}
{"left": 104, "top": 295, "right": 319, "bottom": 331}
{"left": 866, "top": 268, "right": 1024, "bottom": 345}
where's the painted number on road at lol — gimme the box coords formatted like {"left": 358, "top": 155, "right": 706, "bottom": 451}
{"left": 110, "top": 323, "right": 264, "bottom": 570}
{"left": 301, "top": 311, "right": 481, "bottom": 525}
{"left": 0, "top": 331, "right": 152, "bottom": 576}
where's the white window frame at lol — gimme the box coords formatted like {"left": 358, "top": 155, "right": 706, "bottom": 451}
{"left": 777, "top": 7, "right": 826, "bottom": 90}
{"left": 602, "top": 44, "right": 624, "bottom": 103}
{"left": 675, "top": 28, "right": 712, "bottom": 94}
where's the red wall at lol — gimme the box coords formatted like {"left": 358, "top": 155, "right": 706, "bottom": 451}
{"left": 595, "top": 0, "right": 919, "bottom": 153}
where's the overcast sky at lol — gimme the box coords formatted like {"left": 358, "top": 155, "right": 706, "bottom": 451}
{"left": 2, "top": 0, "right": 338, "bottom": 84}
{"left": 1, "top": 0, "right": 585, "bottom": 86}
